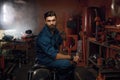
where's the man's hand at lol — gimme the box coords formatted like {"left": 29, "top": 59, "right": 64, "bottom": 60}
{"left": 73, "top": 55, "right": 80, "bottom": 63}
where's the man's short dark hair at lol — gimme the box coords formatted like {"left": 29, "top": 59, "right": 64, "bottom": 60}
{"left": 44, "top": 11, "right": 56, "bottom": 19}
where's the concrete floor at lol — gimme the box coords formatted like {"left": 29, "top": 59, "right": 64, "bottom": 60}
{"left": 13, "top": 63, "right": 96, "bottom": 80}
{"left": 1, "top": 49, "right": 96, "bottom": 80}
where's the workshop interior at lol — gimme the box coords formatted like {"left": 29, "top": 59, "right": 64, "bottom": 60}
{"left": 0, "top": 0, "right": 120, "bottom": 80}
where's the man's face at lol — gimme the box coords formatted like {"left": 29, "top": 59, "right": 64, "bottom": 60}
{"left": 45, "top": 16, "right": 57, "bottom": 31}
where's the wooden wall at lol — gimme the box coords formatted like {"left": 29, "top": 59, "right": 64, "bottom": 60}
{"left": 1, "top": 0, "right": 119, "bottom": 34}
{"left": 34, "top": 0, "right": 115, "bottom": 34}
{"left": 34, "top": 0, "right": 83, "bottom": 33}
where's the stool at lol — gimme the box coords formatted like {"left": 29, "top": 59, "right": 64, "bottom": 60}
{"left": 28, "top": 64, "right": 57, "bottom": 80}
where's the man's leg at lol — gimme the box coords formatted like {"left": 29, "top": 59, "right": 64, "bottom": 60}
{"left": 47, "top": 60, "right": 76, "bottom": 80}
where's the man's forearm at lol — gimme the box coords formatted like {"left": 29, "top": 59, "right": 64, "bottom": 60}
{"left": 56, "top": 53, "right": 80, "bottom": 63}
{"left": 56, "top": 53, "right": 71, "bottom": 60}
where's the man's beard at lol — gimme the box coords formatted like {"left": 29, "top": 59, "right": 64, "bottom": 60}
{"left": 49, "top": 25, "right": 56, "bottom": 31}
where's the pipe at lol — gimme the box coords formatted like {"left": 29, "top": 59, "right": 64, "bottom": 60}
{"left": 111, "top": 0, "right": 120, "bottom": 17}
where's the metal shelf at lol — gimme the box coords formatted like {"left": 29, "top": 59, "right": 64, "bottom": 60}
{"left": 87, "top": 38, "right": 120, "bottom": 68}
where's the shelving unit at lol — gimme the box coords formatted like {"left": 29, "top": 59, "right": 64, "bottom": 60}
{"left": 87, "top": 25, "right": 120, "bottom": 67}
{"left": 87, "top": 38, "right": 106, "bottom": 68}
{"left": 87, "top": 37, "right": 120, "bottom": 80}
{"left": 87, "top": 38, "right": 120, "bottom": 65}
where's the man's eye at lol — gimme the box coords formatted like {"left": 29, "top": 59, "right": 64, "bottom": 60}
{"left": 46, "top": 19, "right": 56, "bottom": 22}
{"left": 47, "top": 20, "right": 51, "bottom": 22}
{"left": 52, "top": 20, "right": 56, "bottom": 21}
